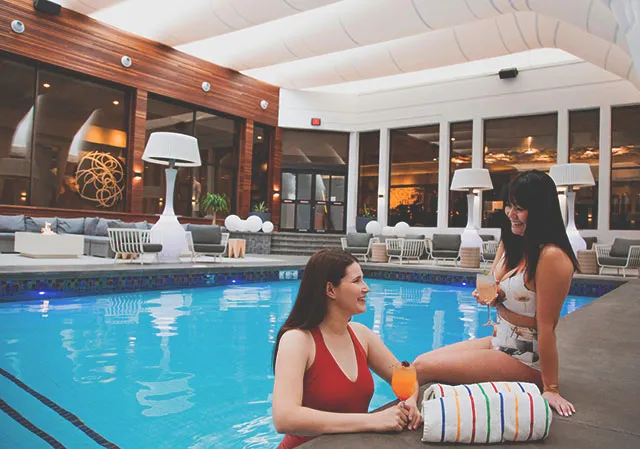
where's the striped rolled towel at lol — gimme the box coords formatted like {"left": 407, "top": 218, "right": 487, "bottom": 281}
{"left": 424, "top": 381, "right": 540, "bottom": 401}
{"left": 422, "top": 384, "right": 552, "bottom": 444}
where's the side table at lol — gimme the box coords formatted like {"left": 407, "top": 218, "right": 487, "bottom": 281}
{"left": 459, "top": 246, "right": 480, "bottom": 269}
{"left": 228, "top": 238, "right": 246, "bottom": 258}
{"left": 371, "top": 242, "right": 388, "bottom": 263}
{"left": 577, "top": 249, "right": 598, "bottom": 274}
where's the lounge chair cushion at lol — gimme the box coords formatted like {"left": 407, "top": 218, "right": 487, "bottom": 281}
{"left": 597, "top": 256, "right": 628, "bottom": 267}
{"left": 97, "top": 218, "right": 123, "bottom": 235}
{"left": 193, "top": 243, "right": 226, "bottom": 254}
{"left": 343, "top": 246, "right": 369, "bottom": 254}
{"left": 25, "top": 217, "right": 58, "bottom": 233}
{"left": 584, "top": 237, "right": 598, "bottom": 250}
{"left": 346, "top": 232, "right": 371, "bottom": 248}
{"left": 432, "top": 250, "right": 459, "bottom": 259}
{"left": 387, "top": 248, "right": 402, "bottom": 256}
{"left": 479, "top": 234, "right": 495, "bottom": 241}
{"left": 610, "top": 238, "right": 640, "bottom": 258}
{"left": 57, "top": 217, "right": 85, "bottom": 235}
{"left": 83, "top": 217, "right": 100, "bottom": 235}
{"left": 142, "top": 243, "right": 163, "bottom": 253}
{"left": 0, "top": 214, "right": 25, "bottom": 232}
{"left": 0, "top": 233, "right": 15, "bottom": 253}
{"left": 432, "top": 234, "right": 461, "bottom": 251}
{"left": 405, "top": 234, "right": 425, "bottom": 240}
{"left": 108, "top": 221, "right": 137, "bottom": 229}
{"left": 187, "top": 224, "right": 222, "bottom": 244}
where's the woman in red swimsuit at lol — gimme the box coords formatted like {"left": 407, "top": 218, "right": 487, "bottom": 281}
{"left": 272, "top": 249, "right": 423, "bottom": 448}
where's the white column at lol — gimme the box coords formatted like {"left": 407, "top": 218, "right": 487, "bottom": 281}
{"left": 557, "top": 108, "right": 569, "bottom": 164}
{"left": 437, "top": 120, "right": 450, "bottom": 230}
{"left": 471, "top": 118, "right": 484, "bottom": 228}
{"left": 377, "top": 128, "right": 390, "bottom": 226}
{"left": 598, "top": 106, "right": 612, "bottom": 234}
{"left": 346, "top": 132, "right": 360, "bottom": 233}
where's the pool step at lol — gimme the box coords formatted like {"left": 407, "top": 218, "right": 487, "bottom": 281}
{"left": 270, "top": 232, "right": 344, "bottom": 255}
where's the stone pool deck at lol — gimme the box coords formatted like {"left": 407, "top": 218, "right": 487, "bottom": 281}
{"left": 301, "top": 278, "right": 640, "bottom": 448}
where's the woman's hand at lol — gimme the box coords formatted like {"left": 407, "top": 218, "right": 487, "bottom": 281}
{"left": 369, "top": 403, "right": 410, "bottom": 432}
{"left": 543, "top": 391, "right": 575, "bottom": 417}
{"left": 472, "top": 286, "right": 504, "bottom": 307}
{"left": 402, "top": 397, "right": 423, "bottom": 430}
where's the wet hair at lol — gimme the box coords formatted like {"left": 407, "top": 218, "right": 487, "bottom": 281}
{"left": 272, "top": 249, "right": 359, "bottom": 371}
{"left": 501, "top": 170, "right": 578, "bottom": 282}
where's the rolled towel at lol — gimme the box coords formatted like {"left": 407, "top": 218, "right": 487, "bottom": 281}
{"left": 424, "top": 381, "right": 540, "bottom": 402}
{"left": 422, "top": 390, "right": 552, "bottom": 444}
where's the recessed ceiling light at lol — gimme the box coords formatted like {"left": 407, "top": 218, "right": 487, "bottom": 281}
{"left": 42, "top": 83, "right": 51, "bottom": 88}
{"left": 112, "top": 100, "right": 120, "bottom": 105}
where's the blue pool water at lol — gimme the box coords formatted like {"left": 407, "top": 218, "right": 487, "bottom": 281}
{"left": 0, "top": 280, "right": 594, "bottom": 448}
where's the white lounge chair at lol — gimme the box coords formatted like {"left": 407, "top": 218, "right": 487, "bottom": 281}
{"left": 108, "top": 228, "right": 162, "bottom": 264}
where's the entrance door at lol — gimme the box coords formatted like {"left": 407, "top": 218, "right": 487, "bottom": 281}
{"left": 280, "top": 171, "right": 346, "bottom": 233}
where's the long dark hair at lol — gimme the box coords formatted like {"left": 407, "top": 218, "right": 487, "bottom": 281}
{"left": 272, "top": 249, "right": 359, "bottom": 371}
{"left": 501, "top": 170, "right": 578, "bottom": 282}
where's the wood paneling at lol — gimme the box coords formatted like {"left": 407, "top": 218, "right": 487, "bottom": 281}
{"left": 269, "top": 127, "right": 283, "bottom": 229}
{"left": 237, "top": 120, "right": 254, "bottom": 218}
{"left": 128, "top": 90, "right": 147, "bottom": 213}
{"left": 0, "top": 0, "right": 279, "bottom": 126}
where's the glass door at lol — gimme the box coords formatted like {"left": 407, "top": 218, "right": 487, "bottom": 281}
{"left": 313, "top": 174, "right": 345, "bottom": 232}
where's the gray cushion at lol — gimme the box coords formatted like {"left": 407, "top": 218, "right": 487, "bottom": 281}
{"left": 134, "top": 221, "right": 151, "bottom": 230}
{"left": 346, "top": 232, "right": 371, "bottom": 248}
{"left": 480, "top": 234, "right": 495, "bottom": 242}
{"left": 193, "top": 243, "right": 226, "bottom": 253}
{"left": 143, "top": 243, "right": 163, "bottom": 253}
{"left": 583, "top": 237, "right": 598, "bottom": 250}
{"left": 387, "top": 248, "right": 401, "bottom": 256}
{"left": 84, "top": 217, "right": 100, "bottom": 235}
{"left": 432, "top": 234, "right": 461, "bottom": 251}
{"left": 433, "top": 250, "right": 459, "bottom": 259}
{"left": 598, "top": 256, "right": 628, "bottom": 267}
{"left": 25, "top": 217, "right": 58, "bottom": 233}
{"left": 108, "top": 221, "right": 137, "bottom": 229}
{"left": 344, "top": 246, "right": 369, "bottom": 254}
{"left": 405, "top": 234, "right": 425, "bottom": 240}
{"left": 0, "top": 233, "right": 15, "bottom": 253}
{"left": 96, "top": 219, "right": 122, "bottom": 235}
{"left": 187, "top": 224, "right": 222, "bottom": 244}
{"left": 610, "top": 238, "right": 640, "bottom": 258}
{"left": 57, "top": 218, "right": 85, "bottom": 235}
{"left": 0, "top": 214, "right": 25, "bottom": 232}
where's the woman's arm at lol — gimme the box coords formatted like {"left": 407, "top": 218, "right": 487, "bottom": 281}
{"left": 535, "top": 246, "right": 576, "bottom": 417}
{"left": 272, "top": 329, "right": 407, "bottom": 435}
{"left": 353, "top": 323, "right": 423, "bottom": 430}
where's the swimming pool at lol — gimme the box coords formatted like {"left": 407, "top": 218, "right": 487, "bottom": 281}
{"left": 0, "top": 279, "right": 593, "bottom": 448}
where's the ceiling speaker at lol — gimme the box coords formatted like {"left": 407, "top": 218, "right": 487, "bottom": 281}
{"left": 498, "top": 68, "right": 519, "bottom": 79}
{"left": 33, "top": 0, "right": 61, "bottom": 15}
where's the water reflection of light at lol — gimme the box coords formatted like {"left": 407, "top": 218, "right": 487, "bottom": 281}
{"left": 432, "top": 310, "right": 445, "bottom": 350}
{"left": 220, "top": 286, "right": 270, "bottom": 311}
{"left": 136, "top": 373, "right": 195, "bottom": 417}
{"left": 146, "top": 292, "right": 192, "bottom": 337}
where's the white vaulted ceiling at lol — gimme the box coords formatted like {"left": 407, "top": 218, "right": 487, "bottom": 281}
{"left": 56, "top": 0, "right": 640, "bottom": 93}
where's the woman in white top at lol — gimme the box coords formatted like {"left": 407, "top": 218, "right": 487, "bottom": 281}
{"left": 413, "top": 170, "right": 578, "bottom": 417}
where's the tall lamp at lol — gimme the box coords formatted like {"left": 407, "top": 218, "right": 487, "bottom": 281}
{"left": 450, "top": 168, "right": 494, "bottom": 248}
{"left": 143, "top": 132, "right": 201, "bottom": 262}
{"left": 549, "top": 163, "right": 595, "bottom": 256}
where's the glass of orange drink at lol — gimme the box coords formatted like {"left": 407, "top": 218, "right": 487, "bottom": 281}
{"left": 391, "top": 361, "right": 417, "bottom": 407}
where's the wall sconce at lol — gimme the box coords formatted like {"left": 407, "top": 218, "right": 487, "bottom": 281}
{"left": 133, "top": 172, "right": 142, "bottom": 180}
{"left": 19, "top": 191, "right": 27, "bottom": 202}
{"left": 273, "top": 189, "right": 280, "bottom": 197}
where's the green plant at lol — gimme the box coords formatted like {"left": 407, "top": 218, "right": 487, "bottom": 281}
{"left": 360, "top": 203, "right": 376, "bottom": 218}
{"left": 200, "top": 192, "right": 229, "bottom": 224}
{"left": 252, "top": 201, "right": 269, "bottom": 213}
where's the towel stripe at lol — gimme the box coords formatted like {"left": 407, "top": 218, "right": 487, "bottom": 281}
{"left": 439, "top": 397, "right": 446, "bottom": 442}
{"left": 543, "top": 398, "right": 551, "bottom": 438}
{"left": 478, "top": 383, "right": 491, "bottom": 443}
{"left": 464, "top": 385, "right": 477, "bottom": 443}
{"left": 490, "top": 382, "right": 498, "bottom": 393}
{"left": 504, "top": 382, "right": 512, "bottom": 393}
{"left": 527, "top": 392, "right": 534, "bottom": 440}
{"left": 438, "top": 384, "right": 445, "bottom": 397}
{"left": 454, "top": 389, "right": 461, "bottom": 442}
{"left": 514, "top": 393, "right": 519, "bottom": 440}
{"left": 517, "top": 382, "right": 526, "bottom": 392}
{"left": 499, "top": 393, "right": 505, "bottom": 442}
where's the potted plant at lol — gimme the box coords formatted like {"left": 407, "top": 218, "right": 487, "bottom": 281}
{"left": 249, "top": 201, "right": 271, "bottom": 223}
{"left": 200, "top": 192, "right": 229, "bottom": 224}
{"left": 356, "top": 203, "right": 376, "bottom": 232}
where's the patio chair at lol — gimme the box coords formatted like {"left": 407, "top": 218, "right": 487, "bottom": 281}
{"left": 428, "top": 234, "right": 461, "bottom": 266}
{"left": 341, "top": 232, "right": 378, "bottom": 262}
{"left": 185, "top": 224, "right": 229, "bottom": 262}
{"left": 385, "top": 234, "right": 425, "bottom": 263}
{"left": 108, "top": 228, "right": 162, "bottom": 265}
{"left": 482, "top": 240, "right": 499, "bottom": 268}
{"left": 594, "top": 238, "right": 640, "bottom": 277}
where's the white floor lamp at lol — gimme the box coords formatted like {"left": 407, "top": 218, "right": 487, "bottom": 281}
{"left": 450, "top": 168, "right": 494, "bottom": 249}
{"left": 550, "top": 163, "right": 595, "bottom": 256}
{"left": 143, "top": 132, "right": 201, "bottom": 262}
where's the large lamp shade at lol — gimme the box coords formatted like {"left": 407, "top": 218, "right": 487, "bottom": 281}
{"left": 143, "top": 132, "right": 201, "bottom": 167}
{"left": 450, "top": 168, "right": 494, "bottom": 250}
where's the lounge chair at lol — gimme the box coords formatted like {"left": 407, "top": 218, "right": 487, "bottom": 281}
{"left": 428, "top": 234, "right": 461, "bottom": 266}
{"left": 594, "top": 238, "right": 640, "bottom": 277}
{"left": 185, "top": 224, "right": 229, "bottom": 262}
{"left": 108, "top": 228, "right": 162, "bottom": 264}
{"left": 385, "top": 234, "right": 425, "bottom": 263}
{"left": 482, "top": 240, "right": 499, "bottom": 267}
{"left": 341, "top": 232, "right": 378, "bottom": 262}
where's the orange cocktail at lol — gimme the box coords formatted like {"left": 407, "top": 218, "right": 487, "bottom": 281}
{"left": 392, "top": 361, "right": 417, "bottom": 403}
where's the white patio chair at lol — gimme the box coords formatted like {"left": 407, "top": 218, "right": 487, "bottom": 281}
{"left": 185, "top": 231, "right": 229, "bottom": 262}
{"left": 108, "top": 229, "right": 162, "bottom": 265}
{"left": 594, "top": 243, "right": 640, "bottom": 277}
{"left": 482, "top": 240, "right": 499, "bottom": 268}
{"left": 341, "top": 235, "right": 378, "bottom": 262}
{"left": 385, "top": 238, "right": 424, "bottom": 263}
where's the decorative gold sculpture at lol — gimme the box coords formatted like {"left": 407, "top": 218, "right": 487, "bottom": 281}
{"left": 75, "top": 151, "right": 124, "bottom": 208}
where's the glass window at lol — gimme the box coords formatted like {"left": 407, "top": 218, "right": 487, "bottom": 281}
{"left": 610, "top": 105, "right": 640, "bottom": 230}
{"left": 482, "top": 114, "right": 557, "bottom": 227}
{"left": 389, "top": 124, "right": 440, "bottom": 226}
{"left": 449, "top": 121, "right": 473, "bottom": 227}
{"left": 357, "top": 131, "right": 380, "bottom": 218}
{"left": 0, "top": 58, "right": 36, "bottom": 206}
{"left": 281, "top": 172, "right": 296, "bottom": 200}
{"left": 251, "top": 125, "right": 272, "bottom": 210}
{"left": 330, "top": 175, "right": 345, "bottom": 202}
{"left": 24, "top": 66, "right": 129, "bottom": 211}
{"left": 282, "top": 130, "right": 348, "bottom": 166}
{"left": 569, "top": 109, "right": 599, "bottom": 229}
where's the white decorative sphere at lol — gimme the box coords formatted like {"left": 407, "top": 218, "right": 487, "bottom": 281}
{"left": 382, "top": 226, "right": 395, "bottom": 236}
{"left": 225, "top": 215, "right": 241, "bottom": 232}
{"left": 247, "top": 215, "right": 263, "bottom": 233}
{"left": 394, "top": 221, "right": 410, "bottom": 237}
{"left": 262, "top": 221, "right": 274, "bottom": 233}
{"left": 365, "top": 220, "right": 382, "bottom": 236}
{"left": 238, "top": 219, "right": 248, "bottom": 232}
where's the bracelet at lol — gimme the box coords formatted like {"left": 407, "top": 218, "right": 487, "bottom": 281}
{"left": 543, "top": 384, "right": 560, "bottom": 394}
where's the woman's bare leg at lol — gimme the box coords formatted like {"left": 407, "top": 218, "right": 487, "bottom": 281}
{"left": 422, "top": 336, "right": 493, "bottom": 355}
{"left": 413, "top": 345, "right": 541, "bottom": 386}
